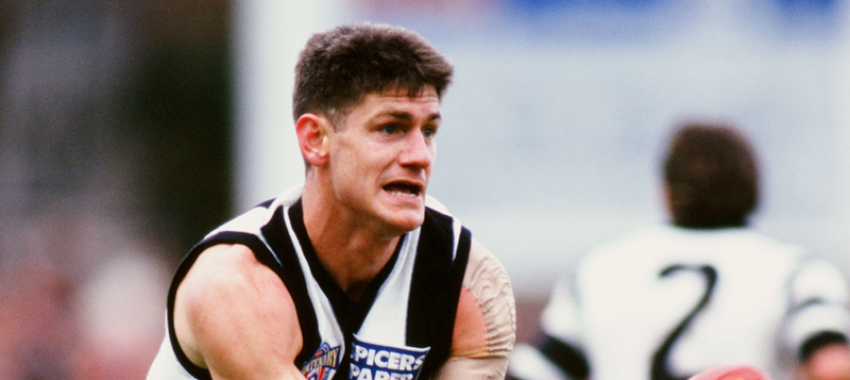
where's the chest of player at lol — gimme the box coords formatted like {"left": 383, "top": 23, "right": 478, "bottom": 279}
{"left": 280, "top": 204, "right": 471, "bottom": 380}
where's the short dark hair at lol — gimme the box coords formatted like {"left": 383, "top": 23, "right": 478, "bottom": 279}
{"left": 663, "top": 122, "right": 759, "bottom": 228}
{"left": 293, "top": 23, "right": 454, "bottom": 122}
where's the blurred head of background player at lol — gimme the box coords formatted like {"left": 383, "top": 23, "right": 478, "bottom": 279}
{"left": 663, "top": 122, "right": 759, "bottom": 229}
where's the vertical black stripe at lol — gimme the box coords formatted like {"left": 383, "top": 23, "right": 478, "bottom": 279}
{"left": 407, "top": 208, "right": 472, "bottom": 379}
{"left": 261, "top": 204, "right": 321, "bottom": 366}
{"left": 166, "top": 237, "right": 219, "bottom": 380}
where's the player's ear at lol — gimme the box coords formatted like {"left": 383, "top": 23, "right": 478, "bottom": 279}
{"left": 296, "top": 113, "right": 331, "bottom": 167}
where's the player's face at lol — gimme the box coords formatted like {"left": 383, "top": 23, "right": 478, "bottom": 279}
{"left": 327, "top": 87, "right": 440, "bottom": 235}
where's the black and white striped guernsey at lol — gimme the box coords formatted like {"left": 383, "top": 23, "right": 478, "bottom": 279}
{"left": 148, "top": 191, "right": 472, "bottom": 380}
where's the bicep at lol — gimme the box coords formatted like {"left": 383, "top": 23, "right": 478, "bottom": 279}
{"left": 438, "top": 240, "right": 516, "bottom": 379}
{"left": 174, "top": 244, "right": 304, "bottom": 380}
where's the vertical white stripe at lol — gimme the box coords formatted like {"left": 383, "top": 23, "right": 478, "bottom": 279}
{"left": 282, "top": 204, "right": 346, "bottom": 360}
{"left": 359, "top": 228, "right": 422, "bottom": 346}
{"left": 452, "top": 218, "right": 463, "bottom": 262}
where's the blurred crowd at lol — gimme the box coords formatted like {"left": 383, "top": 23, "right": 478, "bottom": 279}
{"left": 0, "top": 1, "right": 231, "bottom": 379}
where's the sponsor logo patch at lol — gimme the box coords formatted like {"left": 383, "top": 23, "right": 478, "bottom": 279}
{"left": 349, "top": 335, "right": 430, "bottom": 380}
{"left": 302, "top": 342, "right": 341, "bottom": 380}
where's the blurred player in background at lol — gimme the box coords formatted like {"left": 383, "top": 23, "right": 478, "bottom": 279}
{"left": 147, "top": 23, "right": 515, "bottom": 380}
{"left": 507, "top": 122, "right": 850, "bottom": 380}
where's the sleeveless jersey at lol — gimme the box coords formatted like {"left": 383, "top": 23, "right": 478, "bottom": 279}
{"left": 147, "top": 191, "right": 472, "bottom": 380}
{"left": 508, "top": 224, "right": 850, "bottom": 380}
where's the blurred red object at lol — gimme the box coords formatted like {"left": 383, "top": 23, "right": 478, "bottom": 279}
{"left": 688, "top": 365, "right": 771, "bottom": 380}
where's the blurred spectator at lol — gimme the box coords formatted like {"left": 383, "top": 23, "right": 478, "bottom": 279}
{"left": 0, "top": 0, "right": 230, "bottom": 379}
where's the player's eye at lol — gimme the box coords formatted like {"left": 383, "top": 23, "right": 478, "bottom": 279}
{"left": 423, "top": 127, "right": 437, "bottom": 138}
{"left": 381, "top": 125, "right": 398, "bottom": 135}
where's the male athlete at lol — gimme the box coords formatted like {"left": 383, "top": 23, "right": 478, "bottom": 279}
{"left": 147, "top": 23, "right": 516, "bottom": 380}
{"left": 507, "top": 123, "right": 850, "bottom": 380}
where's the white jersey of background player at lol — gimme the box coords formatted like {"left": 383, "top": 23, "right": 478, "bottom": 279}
{"left": 508, "top": 123, "right": 850, "bottom": 380}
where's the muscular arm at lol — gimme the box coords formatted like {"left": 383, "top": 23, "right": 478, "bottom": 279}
{"left": 433, "top": 240, "right": 516, "bottom": 380}
{"left": 173, "top": 244, "right": 305, "bottom": 380}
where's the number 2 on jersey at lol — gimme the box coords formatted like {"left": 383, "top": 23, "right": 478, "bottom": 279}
{"left": 650, "top": 265, "right": 718, "bottom": 380}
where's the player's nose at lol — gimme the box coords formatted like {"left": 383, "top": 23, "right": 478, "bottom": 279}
{"left": 399, "top": 129, "right": 433, "bottom": 168}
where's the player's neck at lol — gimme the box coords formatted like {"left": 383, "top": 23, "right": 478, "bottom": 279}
{"left": 301, "top": 185, "right": 401, "bottom": 302}
{"left": 308, "top": 222, "right": 400, "bottom": 302}
{"left": 314, "top": 235, "right": 399, "bottom": 302}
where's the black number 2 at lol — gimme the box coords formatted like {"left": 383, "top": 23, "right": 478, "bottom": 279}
{"left": 650, "top": 265, "right": 718, "bottom": 380}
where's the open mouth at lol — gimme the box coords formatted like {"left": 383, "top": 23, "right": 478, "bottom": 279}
{"left": 383, "top": 182, "right": 422, "bottom": 198}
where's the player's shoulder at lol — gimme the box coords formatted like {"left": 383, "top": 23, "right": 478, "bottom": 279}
{"left": 708, "top": 225, "right": 804, "bottom": 254}
{"left": 466, "top": 239, "right": 515, "bottom": 318}
{"left": 466, "top": 240, "right": 510, "bottom": 284}
{"left": 192, "top": 244, "right": 260, "bottom": 275}
{"left": 581, "top": 224, "right": 803, "bottom": 268}
{"left": 790, "top": 256, "right": 850, "bottom": 300}
{"left": 420, "top": 195, "right": 514, "bottom": 325}
{"left": 424, "top": 194, "right": 451, "bottom": 215}
{"left": 180, "top": 244, "right": 282, "bottom": 303}
{"left": 208, "top": 184, "right": 304, "bottom": 237}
